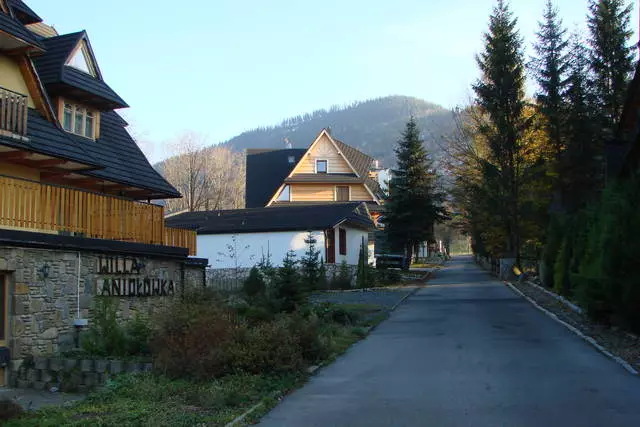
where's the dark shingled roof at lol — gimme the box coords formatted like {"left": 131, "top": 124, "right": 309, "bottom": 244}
{"left": 245, "top": 148, "right": 306, "bottom": 208}
{"left": 33, "top": 32, "right": 128, "bottom": 109}
{"left": 75, "top": 111, "right": 181, "bottom": 198}
{"left": 0, "top": 9, "right": 44, "bottom": 49}
{"left": 166, "top": 202, "right": 375, "bottom": 235}
{"left": 8, "top": 0, "right": 41, "bottom": 25}
{"left": 0, "top": 109, "right": 100, "bottom": 169}
{"left": 0, "top": 5, "right": 178, "bottom": 200}
{"left": 333, "top": 138, "right": 374, "bottom": 178}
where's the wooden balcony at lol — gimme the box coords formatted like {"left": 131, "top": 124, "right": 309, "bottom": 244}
{"left": 0, "top": 175, "right": 197, "bottom": 255}
{"left": 0, "top": 87, "right": 28, "bottom": 138}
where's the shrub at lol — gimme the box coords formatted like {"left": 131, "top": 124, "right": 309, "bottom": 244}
{"left": 542, "top": 215, "right": 564, "bottom": 289}
{"left": 243, "top": 266, "right": 266, "bottom": 298}
{"left": 329, "top": 261, "right": 353, "bottom": 289}
{"left": 124, "top": 313, "right": 152, "bottom": 356}
{"left": 273, "top": 251, "right": 306, "bottom": 312}
{"left": 81, "top": 298, "right": 127, "bottom": 357}
{"left": 300, "top": 233, "right": 322, "bottom": 289}
{"left": 0, "top": 399, "right": 23, "bottom": 422}
{"left": 151, "top": 289, "right": 236, "bottom": 379}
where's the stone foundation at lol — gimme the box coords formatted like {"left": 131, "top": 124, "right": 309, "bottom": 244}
{"left": 0, "top": 245, "right": 206, "bottom": 362}
{"left": 8, "top": 356, "right": 153, "bottom": 392}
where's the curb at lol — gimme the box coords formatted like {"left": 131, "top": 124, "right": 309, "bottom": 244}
{"left": 391, "top": 287, "right": 420, "bottom": 311}
{"left": 525, "top": 280, "right": 583, "bottom": 314}
{"left": 504, "top": 281, "right": 638, "bottom": 376}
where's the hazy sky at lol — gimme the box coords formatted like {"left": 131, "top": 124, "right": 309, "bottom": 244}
{"left": 28, "top": 0, "right": 638, "bottom": 162}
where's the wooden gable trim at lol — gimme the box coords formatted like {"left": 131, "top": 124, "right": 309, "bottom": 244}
{"left": 362, "top": 182, "right": 381, "bottom": 204}
{"left": 286, "top": 129, "right": 361, "bottom": 179}
{"left": 15, "top": 56, "right": 55, "bottom": 122}
{"left": 265, "top": 183, "right": 286, "bottom": 207}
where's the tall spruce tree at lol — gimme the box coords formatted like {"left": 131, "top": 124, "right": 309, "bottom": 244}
{"left": 564, "top": 32, "right": 600, "bottom": 211}
{"left": 472, "top": 0, "right": 528, "bottom": 261}
{"left": 531, "top": 0, "right": 569, "bottom": 161}
{"left": 587, "top": 0, "right": 635, "bottom": 133}
{"left": 385, "top": 117, "right": 446, "bottom": 264}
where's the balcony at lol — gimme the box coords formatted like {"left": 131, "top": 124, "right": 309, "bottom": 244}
{"left": 0, "top": 175, "right": 197, "bottom": 255}
{"left": 0, "top": 86, "right": 28, "bottom": 139}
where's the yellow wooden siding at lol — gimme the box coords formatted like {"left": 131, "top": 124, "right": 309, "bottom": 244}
{"left": 0, "top": 175, "right": 197, "bottom": 255}
{"left": 0, "top": 56, "right": 35, "bottom": 108}
{"left": 296, "top": 135, "right": 353, "bottom": 174}
{"left": 290, "top": 184, "right": 374, "bottom": 202}
{"left": 351, "top": 184, "right": 374, "bottom": 201}
{"left": 291, "top": 184, "right": 335, "bottom": 201}
{"left": 0, "top": 163, "right": 39, "bottom": 181}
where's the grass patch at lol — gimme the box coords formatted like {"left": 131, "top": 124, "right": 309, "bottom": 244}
{"left": 5, "top": 373, "right": 304, "bottom": 427}
{"left": 6, "top": 303, "right": 388, "bottom": 427}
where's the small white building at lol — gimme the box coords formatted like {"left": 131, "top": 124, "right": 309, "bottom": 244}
{"left": 166, "top": 203, "right": 376, "bottom": 268}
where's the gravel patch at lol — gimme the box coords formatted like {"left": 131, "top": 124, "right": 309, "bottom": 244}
{"left": 310, "top": 288, "right": 416, "bottom": 311}
{"left": 511, "top": 280, "right": 640, "bottom": 373}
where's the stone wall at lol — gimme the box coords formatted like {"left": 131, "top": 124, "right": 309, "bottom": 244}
{"left": 0, "top": 246, "right": 205, "bottom": 360}
{"left": 9, "top": 356, "right": 153, "bottom": 392}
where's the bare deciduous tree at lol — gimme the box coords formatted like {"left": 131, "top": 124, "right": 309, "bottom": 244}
{"left": 161, "top": 132, "right": 245, "bottom": 214}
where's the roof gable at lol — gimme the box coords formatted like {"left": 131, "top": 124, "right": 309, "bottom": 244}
{"left": 287, "top": 129, "right": 360, "bottom": 178}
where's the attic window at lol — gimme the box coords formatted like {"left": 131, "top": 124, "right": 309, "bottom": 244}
{"left": 276, "top": 185, "right": 291, "bottom": 202}
{"left": 316, "top": 159, "right": 328, "bottom": 174}
{"left": 66, "top": 41, "right": 97, "bottom": 77}
{"left": 288, "top": 156, "right": 295, "bottom": 164}
{"left": 62, "top": 101, "right": 98, "bottom": 139}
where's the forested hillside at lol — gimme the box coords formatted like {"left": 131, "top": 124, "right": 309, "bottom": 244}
{"left": 221, "top": 95, "right": 455, "bottom": 167}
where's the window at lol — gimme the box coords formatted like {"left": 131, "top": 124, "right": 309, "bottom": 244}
{"left": 326, "top": 229, "right": 336, "bottom": 263}
{"left": 339, "top": 228, "right": 347, "bottom": 255}
{"left": 288, "top": 155, "right": 295, "bottom": 164}
{"left": 60, "top": 101, "right": 98, "bottom": 139}
{"left": 316, "top": 159, "right": 327, "bottom": 174}
{"left": 336, "top": 186, "right": 350, "bottom": 202}
{"left": 277, "top": 185, "right": 291, "bottom": 202}
{"left": 63, "top": 103, "right": 73, "bottom": 131}
{"left": 66, "top": 41, "right": 97, "bottom": 77}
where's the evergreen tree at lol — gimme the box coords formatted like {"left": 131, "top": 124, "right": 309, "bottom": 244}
{"left": 531, "top": 0, "right": 569, "bottom": 165}
{"left": 385, "top": 117, "right": 447, "bottom": 264}
{"left": 564, "top": 32, "right": 600, "bottom": 211}
{"left": 275, "top": 251, "right": 303, "bottom": 312}
{"left": 300, "top": 232, "right": 322, "bottom": 290}
{"left": 472, "top": 0, "right": 529, "bottom": 261}
{"left": 587, "top": 0, "right": 635, "bottom": 133}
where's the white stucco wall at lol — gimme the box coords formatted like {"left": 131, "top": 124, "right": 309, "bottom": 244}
{"left": 332, "top": 226, "right": 370, "bottom": 266}
{"left": 197, "top": 226, "right": 371, "bottom": 268}
{"left": 198, "top": 230, "right": 325, "bottom": 268}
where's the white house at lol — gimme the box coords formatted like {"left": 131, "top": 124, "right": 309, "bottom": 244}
{"left": 165, "top": 203, "right": 376, "bottom": 268}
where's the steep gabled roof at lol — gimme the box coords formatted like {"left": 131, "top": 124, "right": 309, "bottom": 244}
{"left": 0, "top": 8, "right": 44, "bottom": 50}
{"left": 8, "top": 0, "right": 41, "bottom": 25}
{"left": 165, "top": 202, "right": 375, "bottom": 235}
{"left": 76, "top": 111, "right": 181, "bottom": 198}
{"left": 33, "top": 31, "right": 128, "bottom": 109}
{"left": 245, "top": 148, "right": 306, "bottom": 208}
{"left": 333, "top": 138, "right": 375, "bottom": 178}
{"left": 0, "top": 109, "right": 100, "bottom": 169}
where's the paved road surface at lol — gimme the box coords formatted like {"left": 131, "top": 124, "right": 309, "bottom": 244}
{"left": 258, "top": 256, "right": 640, "bottom": 427}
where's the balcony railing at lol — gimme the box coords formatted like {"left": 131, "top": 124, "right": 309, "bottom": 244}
{"left": 0, "top": 175, "right": 197, "bottom": 255}
{"left": 0, "top": 87, "right": 28, "bottom": 137}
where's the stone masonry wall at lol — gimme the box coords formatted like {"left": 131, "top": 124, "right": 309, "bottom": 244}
{"left": 0, "top": 246, "right": 205, "bottom": 360}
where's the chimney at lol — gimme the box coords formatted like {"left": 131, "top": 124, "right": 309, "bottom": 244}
{"left": 284, "top": 137, "right": 292, "bottom": 149}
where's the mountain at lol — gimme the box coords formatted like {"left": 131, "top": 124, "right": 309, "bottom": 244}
{"left": 221, "top": 95, "right": 455, "bottom": 167}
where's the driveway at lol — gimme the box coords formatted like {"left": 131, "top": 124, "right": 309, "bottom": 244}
{"left": 258, "top": 255, "right": 640, "bottom": 427}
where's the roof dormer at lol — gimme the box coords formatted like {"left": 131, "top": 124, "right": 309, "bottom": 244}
{"left": 33, "top": 31, "right": 128, "bottom": 111}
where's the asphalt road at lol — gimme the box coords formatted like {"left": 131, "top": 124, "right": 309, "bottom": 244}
{"left": 258, "top": 255, "right": 640, "bottom": 427}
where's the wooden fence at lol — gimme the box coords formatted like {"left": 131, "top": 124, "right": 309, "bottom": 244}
{"left": 0, "top": 174, "right": 196, "bottom": 255}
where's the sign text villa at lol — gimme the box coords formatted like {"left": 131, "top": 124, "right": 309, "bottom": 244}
{"left": 97, "top": 256, "right": 176, "bottom": 297}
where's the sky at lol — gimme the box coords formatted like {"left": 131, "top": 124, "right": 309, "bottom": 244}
{"left": 28, "top": 0, "right": 639, "bottom": 162}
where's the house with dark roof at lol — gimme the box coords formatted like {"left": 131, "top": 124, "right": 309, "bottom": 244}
{"left": 166, "top": 203, "right": 376, "bottom": 268}
{"left": 245, "top": 129, "right": 385, "bottom": 214}
{"left": 0, "top": 1, "right": 206, "bottom": 386}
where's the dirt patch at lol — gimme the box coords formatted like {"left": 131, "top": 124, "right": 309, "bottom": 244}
{"left": 511, "top": 280, "right": 640, "bottom": 373}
